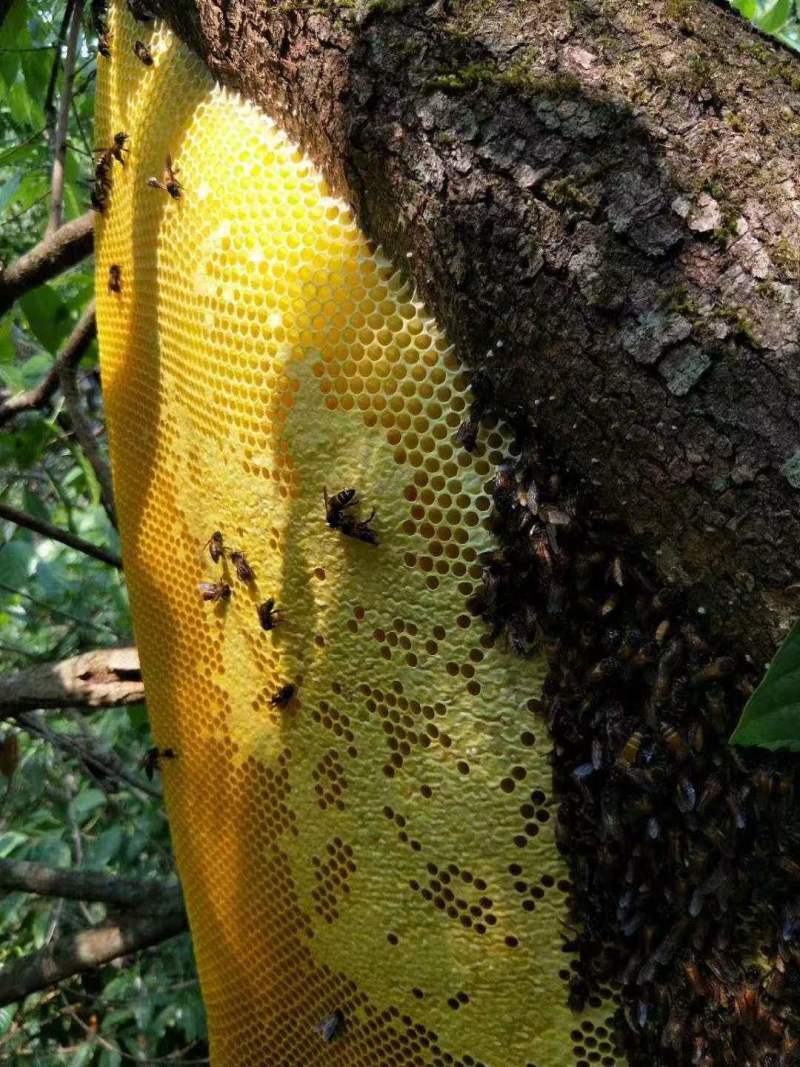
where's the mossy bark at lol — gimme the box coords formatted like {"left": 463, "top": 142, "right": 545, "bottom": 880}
{"left": 141, "top": 0, "right": 799, "bottom": 666}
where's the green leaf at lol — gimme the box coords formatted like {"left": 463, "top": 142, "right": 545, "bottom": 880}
{"left": 0, "top": 1, "right": 29, "bottom": 49}
{"left": 19, "top": 351, "right": 53, "bottom": 389}
{"left": 730, "top": 619, "right": 800, "bottom": 750}
{"left": 756, "top": 0, "right": 793, "bottom": 31}
{"left": 68, "top": 1042, "right": 96, "bottom": 1067}
{"left": 0, "top": 832, "right": 28, "bottom": 858}
{"left": 0, "top": 542, "right": 34, "bottom": 588}
{"left": 0, "top": 1004, "right": 18, "bottom": 1037}
{"left": 731, "top": 0, "right": 758, "bottom": 16}
{"left": 70, "top": 788, "right": 106, "bottom": 823}
{"left": 98, "top": 1050, "right": 122, "bottom": 1067}
{"left": 19, "top": 286, "right": 73, "bottom": 354}
{"left": 0, "top": 172, "right": 23, "bottom": 217}
{"left": 0, "top": 317, "right": 13, "bottom": 364}
{"left": 86, "top": 826, "right": 123, "bottom": 868}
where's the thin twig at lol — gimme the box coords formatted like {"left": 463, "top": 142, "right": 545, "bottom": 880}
{"left": 0, "top": 499, "right": 121, "bottom": 569}
{"left": 0, "top": 581, "right": 120, "bottom": 637}
{"left": 0, "top": 302, "right": 96, "bottom": 428}
{"left": 46, "top": 0, "right": 84, "bottom": 235}
{"left": 58, "top": 323, "right": 116, "bottom": 525}
{"left": 0, "top": 905, "right": 187, "bottom": 1006}
{"left": 0, "top": 212, "right": 94, "bottom": 317}
{"left": 11, "top": 711, "right": 162, "bottom": 799}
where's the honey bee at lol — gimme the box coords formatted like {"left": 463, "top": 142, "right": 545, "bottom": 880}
{"left": 324, "top": 486, "right": 357, "bottom": 525}
{"left": 205, "top": 530, "right": 224, "bottom": 563}
{"left": 107, "top": 264, "right": 122, "bottom": 293}
{"left": 198, "top": 580, "right": 231, "bottom": 602}
{"left": 616, "top": 730, "right": 642, "bottom": 769}
{"left": 133, "top": 40, "right": 153, "bottom": 65}
{"left": 257, "top": 598, "right": 282, "bottom": 630}
{"left": 91, "top": 151, "right": 113, "bottom": 212}
{"left": 684, "top": 957, "right": 706, "bottom": 997}
{"left": 127, "top": 0, "right": 155, "bottom": 19}
{"left": 660, "top": 723, "right": 688, "bottom": 762}
{"left": 676, "top": 774, "right": 696, "bottom": 813}
{"left": 140, "top": 746, "right": 176, "bottom": 780}
{"left": 455, "top": 418, "right": 478, "bottom": 452}
{"left": 697, "top": 773, "right": 722, "bottom": 815}
{"left": 323, "top": 486, "right": 378, "bottom": 545}
{"left": 109, "top": 131, "right": 129, "bottom": 164}
{"left": 230, "top": 550, "right": 255, "bottom": 582}
{"left": 314, "top": 1011, "right": 343, "bottom": 1042}
{"left": 270, "top": 684, "right": 295, "bottom": 708}
{"left": 147, "top": 154, "right": 182, "bottom": 198}
{"left": 692, "top": 656, "right": 736, "bottom": 687}
{"left": 98, "top": 26, "right": 112, "bottom": 57}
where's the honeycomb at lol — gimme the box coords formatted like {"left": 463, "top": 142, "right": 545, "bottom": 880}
{"left": 94, "top": 5, "right": 627, "bottom": 1065}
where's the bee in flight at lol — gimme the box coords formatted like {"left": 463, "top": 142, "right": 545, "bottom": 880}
{"left": 147, "top": 154, "right": 182, "bottom": 199}
{"left": 140, "top": 746, "right": 176, "bottom": 781}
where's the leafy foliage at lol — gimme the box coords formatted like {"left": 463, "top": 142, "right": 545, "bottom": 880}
{"left": 729, "top": 0, "right": 800, "bottom": 52}
{"left": 730, "top": 620, "right": 800, "bottom": 751}
{"left": 0, "top": 2, "right": 208, "bottom": 1063}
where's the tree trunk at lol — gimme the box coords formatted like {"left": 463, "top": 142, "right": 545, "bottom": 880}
{"left": 145, "top": 0, "right": 800, "bottom": 666}
{"left": 124, "top": 3, "right": 800, "bottom": 1064}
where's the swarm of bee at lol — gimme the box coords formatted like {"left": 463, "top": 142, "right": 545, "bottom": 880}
{"left": 466, "top": 386, "right": 800, "bottom": 1067}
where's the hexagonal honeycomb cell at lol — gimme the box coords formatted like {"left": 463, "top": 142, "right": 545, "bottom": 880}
{"left": 94, "top": 4, "right": 627, "bottom": 1065}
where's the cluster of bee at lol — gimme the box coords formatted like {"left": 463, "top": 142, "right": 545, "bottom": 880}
{"left": 92, "top": 0, "right": 112, "bottom": 58}
{"left": 466, "top": 399, "right": 800, "bottom": 1066}
{"left": 324, "top": 487, "right": 378, "bottom": 545}
{"left": 92, "top": 131, "right": 128, "bottom": 213}
{"left": 199, "top": 531, "right": 293, "bottom": 707}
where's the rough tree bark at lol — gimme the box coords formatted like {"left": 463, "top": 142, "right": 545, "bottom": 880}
{"left": 145, "top": 0, "right": 800, "bottom": 667}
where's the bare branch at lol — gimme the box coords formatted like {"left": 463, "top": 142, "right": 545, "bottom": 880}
{"left": 46, "top": 0, "right": 85, "bottom": 235}
{"left": 0, "top": 301, "right": 96, "bottom": 428}
{"left": 0, "top": 500, "right": 121, "bottom": 569}
{"left": 0, "top": 906, "right": 187, "bottom": 1006}
{"left": 0, "top": 858, "right": 181, "bottom": 910}
{"left": 43, "top": 2, "right": 74, "bottom": 130}
{"left": 11, "top": 712, "right": 162, "bottom": 799}
{"left": 0, "top": 646, "right": 142, "bottom": 716}
{"left": 0, "top": 212, "right": 94, "bottom": 317}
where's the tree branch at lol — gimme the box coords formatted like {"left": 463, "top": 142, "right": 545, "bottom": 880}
{"left": 0, "top": 212, "right": 94, "bottom": 318}
{"left": 0, "top": 906, "right": 187, "bottom": 1007}
{"left": 46, "top": 0, "right": 84, "bottom": 235}
{"left": 0, "top": 301, "right": 96, "bottom": 428}
{"left": 0, "top": 500, "right": 121, "bottom": 569}
{"left": 10, "top": 712, "right": 161, "bottom": 799}
{"left": 0, "top": 858, "right": 181, "bottom": 910}
{"left": 58, "top": 314, "right": 116, "bottom": 525}
{"left": 0, "top": 646, "right": 142, "bottom": 716}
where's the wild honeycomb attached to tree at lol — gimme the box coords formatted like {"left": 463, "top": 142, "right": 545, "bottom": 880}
{"left": 94, "top": 3, "right": 626, "bottom": 1064}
